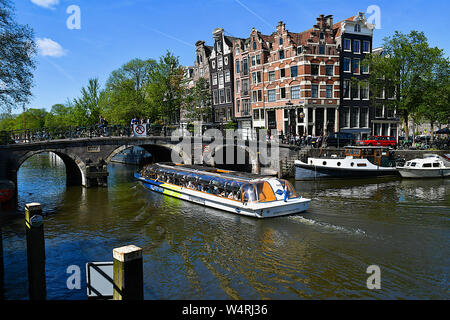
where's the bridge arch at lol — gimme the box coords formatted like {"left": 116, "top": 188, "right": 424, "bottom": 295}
{"left": 105, "top": 143, "right": 192, "bottom": 165}
{"left": 211, "top": 144, "right": 258, "bottom": 173}
{"left": 15, "top": 150, "right": 86, "bottom": 187}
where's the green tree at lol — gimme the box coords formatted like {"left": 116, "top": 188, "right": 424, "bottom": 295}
{"left": 72, "top": 78, "right": 103, "bottom": 126}
{"left": 44, "top": 103, "right": 76, "bottom": 127}
{"left": 0, "top": 0, "right": 36, "bottom": 112}
{"left": 13, "top": 108, "right": 47, "bottom": 130}
{"left": 146, "top": 51, "right": 185, "bottom": 124}
{"left": 361, "top": 31, "right": 445, "bottom": 137}
{"left": 183, "top": 77, "right": 212, "bottom": 124}
{"left": 101, "top": 58, "right": 157, "bottom": 124}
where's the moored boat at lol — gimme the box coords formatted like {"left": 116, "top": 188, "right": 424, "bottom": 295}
{"left": 396, "top": 154, "right": 450, "bottom": 178}
{"left": 135, "top": 163, "right": 311, "bottom": 218}
{"left": 294, "top": 146, "right": 399, "bottom": 180}
{"left": 0, "top": 179, "right": 15, "bottom": 203}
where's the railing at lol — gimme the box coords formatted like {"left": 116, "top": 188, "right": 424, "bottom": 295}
{"left": 0, "top": 124, "right": 182, "bottom": 145}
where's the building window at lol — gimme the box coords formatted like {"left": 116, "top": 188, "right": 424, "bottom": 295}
{"left": 311, "top": 85, "right": 318, "bottom": 98}
{"left": 213, "top": 90, "right": 218, "bottom": 105}
{"left": 256, "top": 55, "right": 261, "bottom": 65}
{"left": 268, "top": 71, "right": 276, "bottom": 82}
{"left": 343, "top": 38, "right": 351, "bottom": 51}
{"left": 212, "top": 60, "right": 216, "bottom": 69}
{"left": 279, "top": 50, "right": 285, "bottom": 59}
{"left": 353, "top": 58, "right": 360, "bottom": 74}
{"left": 253, "top": 41, "right": 257, "bottom": 50}
{"left": 212, "top": 73, "right": 218, "bottom": 86}
{"left": 343, "top": 80, "right": 350, "bottom": 99}
{"left": 326, "top": 85, "right": 333, "bottom": 98}
{"left": 361, "top": 63, "right": 369, "bottom": 74}
{"left": 235, "top": 47, "right": 240, "bottom": 55}
{"left": 354, "top": 24, "right": 361, "bottom": 32}
{"left": 360, "top": 107, "right": 369, "bottom": 127}
{"left": 351, "top": 82, "right": 360, "bottom": 99}
{"left": 236, "top": 79, "right": 240, "bottom": 93}
{"left": 319, "top": 45, "right": 325, "bottom": 55}
{"left": 350, "top": 108, "right": 359, "bottom": 128}
{"left": 242, "top": 79, "right": 250, "bottom": 96}
{"left": 311, "top": 64, "right": 319, "bottom": 75}
{"left": 343, "top": 58, "right": 351, "bottom": 72}
{"left": 361, "top": 82, "right": 369, "bottom": 100}
{"left": 320, "top": 32, "right": 324, "bottom": 40}
{"left": 217, "top": 57, "right": 223, "bottom": 68}
{"left": 326, "top": 65, "right": 334, "bottom": 76}
{"left": 363, "top": 40, "right": 370, "bottom": 53}
{"left": 268, "top": 89, "right": 276, "bottom": 102}
{"left": 219, "top": 89, "right": 225, "bottom": 104}
{"left": 225, "top": 70, "right": 230, "bottom": 83}
{"left": 235, "top": 60, "right": 240, "bottom": 73}
{"left": 218, "top": 72, "right": 224, "bottom": 86}
{"left": 280, "top": 87, "right": 286, "bottom": 99}
{"left": 226, "top": 88, "right": 231, "bottom": 103}
{"left": 340, "top": 107, "right": 350, "bottom": 127}
{"left": 251, "top": 56, "right": 256, "bottom": 66}
{"left": 243, "top": 58, "right": 248, "bottom": 75}
{"left": 236, "top": 99, "right": 240, "bottom": 113}
{"left": 290, "top": 66, "right": 298, "bottom": 78}
{"left": 291, "top": 86, "right": 300, "bottom": 99}
{"left": 279, "top": 37, "right": 283, "bottom": 45}
{"left": 252, "top": 90, "right": 262, "bottom": 102}
{"left": 353, "top": 40, "right": 360, "bottom": 53}
{"left": 297, "top": 46, "right": 302, "bottom": 55}
{"left": 280, "top": 68, "right": 286, "bottom": 78}
{"left": 224, "top": 57, "right": 228, "bottom": 65}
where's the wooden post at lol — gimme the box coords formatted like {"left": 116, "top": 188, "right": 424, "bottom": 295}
{"left": 113, "top": 245, "right": 143, "bottom": 300}
{"left": 25, "top": 203, "right": 46, "bottom": 300}
{"left": 0, "top": 225, "right": 4, "bottom": 300}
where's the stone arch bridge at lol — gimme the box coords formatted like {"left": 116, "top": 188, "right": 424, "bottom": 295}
{"left": 0, "top": 136, "right": 292, "bottom": 192}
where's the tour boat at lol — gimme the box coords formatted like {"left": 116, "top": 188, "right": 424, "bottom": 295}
{"left": 135, "top": 163, "right": 311, "bottom": 218}
{"left": 0, "top": 179, "right": 15, "bottom": 203}
{"left": 294, "top": 146, "right": 399, "bottom": 180}
{"left": 396, "top": 154, "right": 450, "bottom": 178}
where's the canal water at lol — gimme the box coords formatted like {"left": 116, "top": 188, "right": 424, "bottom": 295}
{"left": 1, "top": 153, "right": 448, "bottom": 299}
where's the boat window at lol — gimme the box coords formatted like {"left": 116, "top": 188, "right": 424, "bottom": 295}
{"left": 242, "top": 184, "right": 257, "bottom": 203}
{"left": 433, "top": 163, "right": 440, "bottom": 168}
{"left": 279, "top": 180, "right": 299, "bottom": 199}
{"left": 423, "top": 163, "right": 432, "bottom": 168}
{"left": 411, "top": 162, "right": 416, "bottom": 167}
{"left": 254, "top": 181, "right": 277, "bottom": 202}
{"left": 357, "top": 163, "right": 367, "bottom": 167}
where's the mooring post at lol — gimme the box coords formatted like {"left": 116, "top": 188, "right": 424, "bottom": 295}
{"left": 25, "top": 203, "right": 46, "bottom": 300}
{"left": 112, "top": 245, "right": 143, "bottom": 300}
{"left": 0, "top": 225, "right": 4, "bottom": 300}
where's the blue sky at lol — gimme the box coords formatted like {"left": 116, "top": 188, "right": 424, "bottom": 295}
{"left": 13, "top": 0, "right": 450, "bottom": 113}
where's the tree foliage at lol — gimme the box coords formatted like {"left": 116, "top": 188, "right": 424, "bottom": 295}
{"left": 362, "top": 30, "right": 449, "bottom": 136}
{"left": 0, "top": 0, "right": 36, "bottom": 112}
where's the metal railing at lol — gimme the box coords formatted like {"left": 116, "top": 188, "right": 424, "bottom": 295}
{"left": 0, "top": 124, "right": 182, "bottom": 145}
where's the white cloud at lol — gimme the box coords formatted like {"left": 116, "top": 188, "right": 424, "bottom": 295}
{"left": 36, "top": 38, "right": 67, "bottom": 57}
{"left": 30, "top": 0, "right": 59, "bottom": 9}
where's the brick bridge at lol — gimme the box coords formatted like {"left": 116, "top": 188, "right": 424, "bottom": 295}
{"left": 0, "top": 135, "right": 296, "bottom": 193}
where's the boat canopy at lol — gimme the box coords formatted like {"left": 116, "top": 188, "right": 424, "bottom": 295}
{"left": 140, "top": 164, "right": 299, "bottom": 203}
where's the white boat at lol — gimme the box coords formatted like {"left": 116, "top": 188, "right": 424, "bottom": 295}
{"left": 135, "top": 163, "right": 311, "bottom": 219}
{"left": 397, "top": 154, "right": 450, "bottom": 178}
{"left": 294, "top": 146, "right": 399, "bottom": 180}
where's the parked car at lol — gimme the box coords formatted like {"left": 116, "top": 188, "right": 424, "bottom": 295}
{"left": 323, "top": 132, "right": 355, "bottom": 148}
{"left": 358, "top": 136, "right": 397, "bottom": 147}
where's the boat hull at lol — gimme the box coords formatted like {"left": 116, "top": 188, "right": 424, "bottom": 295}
{"left": 0, "top": 180, "right": 15, "bottom": 203}
{"left": 397, "top": 167, "right": 450, "bottom": 178}
{"left": 295, "top": 160, "right": 399, "bottom": 180}
{"left": 135, "top": 173, "right": 310, "bottom": 218}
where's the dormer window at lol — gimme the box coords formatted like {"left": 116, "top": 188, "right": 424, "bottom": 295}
{"left": 279, "top": 37, "right": 283, "bottom": 45}
{"left": 253, "top": 41, "right": 257, "bottom": 50}
{"left": 354, "top": 24, "right": 361, "bottom": 32}
{"left": 320, "top": 32, "right": 324, "bottom": 40}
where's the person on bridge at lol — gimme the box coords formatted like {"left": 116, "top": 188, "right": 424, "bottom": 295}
{"left": 99, "top": 116, "right": 109, "bottom": 136}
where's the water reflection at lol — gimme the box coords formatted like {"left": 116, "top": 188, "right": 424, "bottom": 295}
{"left": 0, "top": 154, "right": 448, "bottom": 300}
